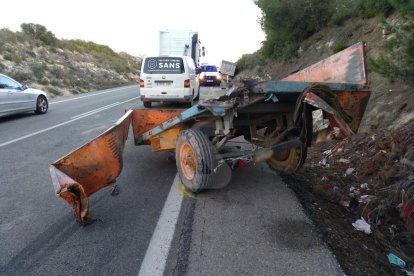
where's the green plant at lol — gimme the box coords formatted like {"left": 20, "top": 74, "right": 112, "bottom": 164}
{"left": 3, "top": 53, "right": 23, "bottom": 63}
{"left": 20, "top": 23, "right": 58, "bottom": 46}
{"left": 30, "top": 62, "right": 46, "bottom": 80}
{"left": 331, "top": 43, "right": 349, "bottom": 53}
{"left": 10, "top": 71, "right": 31, "bottom": 83}
{"left": 359, "top": 0, "right": 394, "bottom": 18}
{"left": 256, "top": 0, "right": 332, "bottom": 60}
{"left": 39, "top": 77, "right": 49, "bottom": 85}
{"left": 47, "top": 86, "right": 63, "bottom": 96}
{"left": 369, "top": 55, "right": 400, "bottom": 80}
{"left": 385, "top": 38, "right": 398, "bottom": 52}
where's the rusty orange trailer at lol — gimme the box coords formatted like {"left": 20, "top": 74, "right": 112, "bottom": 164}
{"left": 49, "top": 42, "right": 371, "bottom": 223}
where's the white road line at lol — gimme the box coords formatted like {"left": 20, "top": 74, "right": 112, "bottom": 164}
{"left": 0, "top": 97, "right": 139, "bottom": 148}
{"left": 138, "top": 175, "right": 184, "bottom": 276}
{"left": 71, "top": 102, "right": 120, "bottom": 119}
{"left": 49, "top": 86, "right": 134, "bottom": 105}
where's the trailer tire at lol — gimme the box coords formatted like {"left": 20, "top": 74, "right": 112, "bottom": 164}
{"left": 267, "top": 143, "right": 307, "bottom": 173}
{"left": 143, "top": 101, "right": 151, "bottom": 108}
{"left": 176, "top": 129, "right": 215, "bottom": 192}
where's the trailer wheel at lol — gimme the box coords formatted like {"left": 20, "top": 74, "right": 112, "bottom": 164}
{"left": 267, "top": 143, "right": 307, "bottom": 173}
{"left": 176, "top": 129, "right": 215, "bottom": 192}
{"left": 143, "top": 101, "right": 151, "bottom": 108}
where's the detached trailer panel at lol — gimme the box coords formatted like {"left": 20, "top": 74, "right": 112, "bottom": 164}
{"left": 49, "top": 42, "right": 371, "bottom": 223}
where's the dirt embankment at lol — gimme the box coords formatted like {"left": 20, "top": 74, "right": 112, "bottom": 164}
{"left": 238, "top": 15, "right": 414, "bottom": 133}
{"left": 238, "top": 14, "right": 414, "bottom": 275}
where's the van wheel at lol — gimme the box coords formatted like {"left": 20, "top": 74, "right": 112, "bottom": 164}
{"left": 192, "top": 89, "right": 199, "bottom": 106}
{"left": 143, "top": 101, "right": 151, "bottom": 108}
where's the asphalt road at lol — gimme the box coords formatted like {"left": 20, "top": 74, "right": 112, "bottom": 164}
{"left": 0, "top": 86, "right": 179, "bottom": 275}
{"left": 0, "top": 85, "right": 343, "bottom": 275}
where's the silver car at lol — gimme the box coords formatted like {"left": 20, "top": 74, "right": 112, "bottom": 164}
{"left": 0, "top": 73, "right": 48, "bottom": 117}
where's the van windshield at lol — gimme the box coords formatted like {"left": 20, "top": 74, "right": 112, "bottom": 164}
{"left": 143, "top": 57, "right": 184, "bottom": 74}
{"left": 201, "top": 65, "right": 218, "bottom": 72}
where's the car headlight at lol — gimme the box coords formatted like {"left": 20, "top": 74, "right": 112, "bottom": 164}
{"left": 216, "top": 75, "right": 222, "bottom": 80}
{"left": 200, "top": 74, "right": 205, "bottom": 80}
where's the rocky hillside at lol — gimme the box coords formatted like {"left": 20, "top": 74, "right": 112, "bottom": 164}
{"left": 237, "top": 13, "right": 414, "bottom": 133}
{"left": 0, "top": 24, "right": 141, "bottom": 97}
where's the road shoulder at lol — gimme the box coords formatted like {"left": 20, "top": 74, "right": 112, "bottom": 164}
{"left": 168, "top": 163, "right": 343, "bottom": 275}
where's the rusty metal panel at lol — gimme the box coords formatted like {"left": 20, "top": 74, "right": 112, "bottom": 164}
{"left": 150, "top": 127, "right": 182, "bottom": 152}
{"left": 131, "top": 109, "right": 184, "bottom": 145}
{"left": 283, "top": 42, "right": 367, "bottom": 85}
{"left": 49, "top": 110, "right": 132, "bottom": 222}
{"left": 304, "top": 92, "right": 354, "bottom": 137}
{"left": 333, "top": 89, "right": 371, "bottom": 132}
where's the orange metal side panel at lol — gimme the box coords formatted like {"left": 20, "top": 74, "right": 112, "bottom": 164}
{"left": 49, "top": 111, "right": 132, "bottom": 222}
{"left": 283, "top": 42, "right": 367, "bottom": 85}
{"left": 334, "top": 89, "right": 371, "bottom": 132}
{"left": 150, "top": 127, "right": 182, "bottom": 152}
{"left": 131, "top": 109, "right": 184, "bottom": 144}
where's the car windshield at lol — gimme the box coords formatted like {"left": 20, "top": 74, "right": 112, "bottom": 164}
{"left": 201, "top": 65, "right": 218, "bottom": 72}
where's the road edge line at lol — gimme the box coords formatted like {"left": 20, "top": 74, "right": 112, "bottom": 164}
{"left": 138, "top": 174, "right": 184, "bottom": 276}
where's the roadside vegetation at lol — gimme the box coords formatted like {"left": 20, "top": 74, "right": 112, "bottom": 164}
{"left": 0, "top": 23, "right": 141, "bottom": 97}
{"left": 237, "top": 0, "right": 414, "bottom": 81}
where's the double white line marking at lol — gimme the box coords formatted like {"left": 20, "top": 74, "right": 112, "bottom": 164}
{"left": 71, "top": 102, "right": 121, "bottom": 119}
{"left": 0, "top": 97, "right": 139, "bottom": 148}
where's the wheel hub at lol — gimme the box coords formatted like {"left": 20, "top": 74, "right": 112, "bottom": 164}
{"left": 180, "top": 143, "right": 196, "bottom": 180}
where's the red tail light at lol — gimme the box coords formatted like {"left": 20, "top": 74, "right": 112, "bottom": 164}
{"left": 139, "top": 79, "right": 144, "bottom": 88}
{"left": 184, "top": 79, "right": 190, "bottom": 88}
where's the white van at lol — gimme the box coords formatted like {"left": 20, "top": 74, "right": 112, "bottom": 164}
{"left": 139, "top": 56, "right": 200, "bottom": 108}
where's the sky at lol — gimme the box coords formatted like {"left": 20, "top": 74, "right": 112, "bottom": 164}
{"left": 1, "top": 0, "right": 265, "bottom": 66}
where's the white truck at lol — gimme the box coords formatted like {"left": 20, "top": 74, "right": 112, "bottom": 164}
{"left": 159, "top": 30, "right": 204, "bottom": 67}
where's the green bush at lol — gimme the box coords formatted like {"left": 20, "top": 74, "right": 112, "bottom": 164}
{"left": 359, "top": 0, "right": 394, "bottom": 17}
{"left": 47, "top": 86, "right": 63, "bottom": 96}
{"left": 10, "top": 71, "right": 31, "bottom": 83}
{"left": 256, "top": 0, "right": 332, "bottom": 60}
{"left": 331, "top": 43, "right": 349, "bottom": 53}
{"left": 3, "top": 53, "right": 23, "bottom": 63}
{"left": 30, "top": 62, "right": 46, "bottom": 80}
{"left": 20, "top": 23, "right": 58, "bottom": 46}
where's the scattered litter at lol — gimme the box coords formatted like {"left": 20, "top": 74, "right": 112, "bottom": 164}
{"left": 352, "top": 189, "right": 361, "bottom": 196}
{"left": 404, "top": 268, "right": 414, "bottom": 276}
{"left": 360, "top": 183, "right": 369, "bottom": 189}
{"left": 352, "top": 218, "right": 372, "bottom": 234}
{"left": 387, "top": 253, "right": 406, "bottom": 268}
{"left": 340, "top": 200, "right": 350, "bottom": 208}
{"left": 321, "top": 176, "right": 328, "bottom": 181}
{"left": 380, "top": 150, "right": 387, "bottom": 154}
{"left": 319, "top": 158, "right": 330, "bottom": 167}
{"left": 332, "top": 127, "right": 341, "bottom": 138}
{"left": 400, "top": 158, "right": 414, "bottom": 168}
{"left": 344, "top": 168, "right": 355, "bottom": 177}
{"left": 322, "top": 150, "right": 332, "bottom": 156}
{"left": 358, "top": 195, "right": 370, "bottom": 203}
{"left": 338, "top": 158, "right": 351, "bottom": 164}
